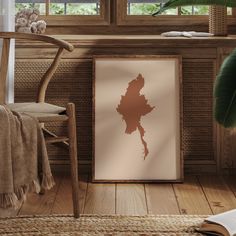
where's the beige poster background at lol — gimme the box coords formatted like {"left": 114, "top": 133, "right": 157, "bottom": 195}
{"left": 94, "top": 57, "right": 181, "bottom": 180}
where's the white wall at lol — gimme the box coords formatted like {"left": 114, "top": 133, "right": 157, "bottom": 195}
{"left": 0, "top": 0, "right": 15, "bottom": 103}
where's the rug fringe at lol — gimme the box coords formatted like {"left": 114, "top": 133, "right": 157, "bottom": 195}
{"left": 0, "top": 214, "right": 205, "bottom": 235}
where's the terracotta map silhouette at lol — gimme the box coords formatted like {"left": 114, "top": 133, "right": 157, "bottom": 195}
{"left": 116, "top": 74, "right": 155, "bottom": 159}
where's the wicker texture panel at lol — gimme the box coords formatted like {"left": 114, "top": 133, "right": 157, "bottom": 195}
{"left": 15, "top": 59, "right": 92, "bottom": 163}
{"left": 209, "top": 5, "right": 227, "bottom": 36}
{"left": 183, "top": 60, "right": 214, "bottom": 161}
{"left": 15, "top": 59, "right": 215, "bottom": 166}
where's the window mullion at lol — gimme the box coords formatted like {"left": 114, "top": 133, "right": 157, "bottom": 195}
{"left": 232, "top": 8, "right": 236, "bottom": 17}
{"left": 46, "top": 0, "right": 49, "bottom": 16}
{"left": 177, "top": 6, "right": 181, "bottom": 15}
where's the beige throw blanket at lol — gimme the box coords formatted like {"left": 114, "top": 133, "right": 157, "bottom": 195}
{"left": 0, "top": 105, "right": 55, "bottom": 209}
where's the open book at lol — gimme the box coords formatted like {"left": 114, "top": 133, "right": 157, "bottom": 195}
{"left": 198, "top": 209, "right": 236, "bottom": 236}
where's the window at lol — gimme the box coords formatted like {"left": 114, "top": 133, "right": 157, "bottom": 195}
{"left": 49, "top": 0, "right": 100, "bottom": 15}
{"left": 127, "top": 0, "right": 232, "bottom": 15}
{"left": 15, "top": 0, "right": 110, "bottom": 25}
{"left": 127, "top": 0, "right": 210, "bottom": 15}
{"left": 118, "top": 0, "right": 235, "bottom": 26}
{"left": 127, "top": 0, "right": 175, "bottom": 15}
{"left": 14, "top": 0, "right": 236, "bottom": 29}
{"left": 16, "top": 0, "right": 46, "bottom": 15}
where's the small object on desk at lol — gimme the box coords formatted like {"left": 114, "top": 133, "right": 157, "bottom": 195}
{"left": 161, "top": 31, "right": 214, "bottom": 38}
{"left": 198, "top": 209, "right": 236, "bottom": 236}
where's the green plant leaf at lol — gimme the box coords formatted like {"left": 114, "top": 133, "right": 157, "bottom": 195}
{"left": 214, "top": 49, "right": 236, "bottom": 128}
{"left": 152, "top": 0, "right": 236, "bottom": 15}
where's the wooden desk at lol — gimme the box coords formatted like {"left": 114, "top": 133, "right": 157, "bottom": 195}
{"left": 15, "top": 35, "right": 236, "bottom": 174}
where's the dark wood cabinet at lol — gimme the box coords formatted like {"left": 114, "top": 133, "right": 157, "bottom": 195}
{"left": 15, "top": 35, "right": 236, "bottom": 174}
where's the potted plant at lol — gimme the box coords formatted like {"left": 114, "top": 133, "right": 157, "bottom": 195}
{"left": 155, "top": 1, "right": 236, "bottom": 169}
{"left": 214, "top": 49, "right": 236, "bottom": 129}
{"left": 152, "top": 0, "right": 236, "bottom": 36}
{"left": 153, "top": 0, "right": 236, "bottom": 125}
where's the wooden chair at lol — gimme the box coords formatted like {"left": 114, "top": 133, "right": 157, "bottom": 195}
{"left": 0, "top": 32, "right": 80, "bottom": 218}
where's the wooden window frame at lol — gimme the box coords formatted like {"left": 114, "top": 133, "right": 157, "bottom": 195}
{"left": 36, "top": 0, "right": 110, "bottom": 26}
{"left": 117, "top": 0, "right": 236, "bottom": 26}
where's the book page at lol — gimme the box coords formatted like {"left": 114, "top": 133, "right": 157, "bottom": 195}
{"left": 206, "top": 209, "right": 236, "bottom": 236}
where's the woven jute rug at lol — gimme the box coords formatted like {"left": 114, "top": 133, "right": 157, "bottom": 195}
{"left": 0, "top": 214, "right": 206, "bottom": 236}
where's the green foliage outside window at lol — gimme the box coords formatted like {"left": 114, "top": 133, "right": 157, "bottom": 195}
{"left": 15, "top": 3, "right": 98, "bottom": 15}
{"left": 15, "top": 3, "right": 45, "bottom": 14}
{"left": 180, "top": 5, "right": 208, "bottom": 15}
{"left": 15, "top": 1, "right": 230, "bottom": 16}
{"left": 128, "top": 3, "right": 209, "bottom": 15}
{"left": 128, "top": 3, "right": 177, "bottom": 15}
{"left": 50, "top": 3, "right": 98, "bottom": 15}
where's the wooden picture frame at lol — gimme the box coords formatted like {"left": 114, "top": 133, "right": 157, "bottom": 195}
{"left": 93, "top": 55, "right": 183, "bottom": 182}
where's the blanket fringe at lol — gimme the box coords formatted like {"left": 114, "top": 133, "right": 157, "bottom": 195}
{"left": 41, "top": 174, "right": 55, "bottom": 190}
{"left": 0, "top": 193, "right": 19, "bottom": 209}
{"left": 0, "top": 179, "right": 45, "bottom": 209}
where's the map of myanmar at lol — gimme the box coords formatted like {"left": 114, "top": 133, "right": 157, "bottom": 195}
{"left": 116, "top": 74, "right": 155, "bottom": 159}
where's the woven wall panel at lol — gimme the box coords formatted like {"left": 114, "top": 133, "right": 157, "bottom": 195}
{"left": 182, "top": 60, "right": 214, "bottom": 161}
{"left": 15, "top": 58, "right": 216, "bottom": 166}
{"left": 15, "top": 59, "right": 92, "bottom": 163}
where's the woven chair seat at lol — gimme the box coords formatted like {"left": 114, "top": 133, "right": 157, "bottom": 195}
{"left": 6, "top": 102, "right": 68, "bottom": 122}
{"left": 7, "top": 102, "right": 66, "bottom": 114}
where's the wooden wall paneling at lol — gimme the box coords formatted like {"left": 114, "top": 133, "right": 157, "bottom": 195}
{"left": 184, "top": 164, "right": 217, "bottom": 175}
{"left": 15, "top": 47, "right": 217, "bottom": 60}
{"left": 18, "top": 36, "right": 236, "bottom": 48}
{"left": 182, "top": 59, "right": 217, "bottom": 172}
{"left": 15, "top": 51, "right": 217, "bottom": 173}
{"left": 45, "top": 25, "right": 211, "bottom": 35}
{"left": 15, "top": 37, "right": 236, "bottom": 174}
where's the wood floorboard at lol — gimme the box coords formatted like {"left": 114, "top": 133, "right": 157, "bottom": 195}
{"left": 173, "top": 176, "right": 212, "bottom": 215}
{"left": 223, "top": 175, "right": 236, "bottom": 198}
{"left": 198, "top": 175, "right": 236, "bottom": 214}
{"left": 0, "top": 207, "right": 20, "bottom": 218}
{"left": 145, "top": 183, "right": 180, "bottom": 215}
{"left": 19, "top": 175, "right": 61, "bottom": 216}
{"left": 83, "top": 183, "right": 115, "bottom": 214}
{"left": 116, "top": 184, "right": 147, "bottom": 215}
{"left": 51, "top": 174, "right": 88, "bottom": 215}
{"left": 4, "top": 175, "right": 236, "bottom": 217}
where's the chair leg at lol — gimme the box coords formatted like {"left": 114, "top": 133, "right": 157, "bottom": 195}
{"left": 67, "top": 103, "right": 80, "bottom": 218}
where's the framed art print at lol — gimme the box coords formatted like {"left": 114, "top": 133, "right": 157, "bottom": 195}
{"left": 93, "top": 55, "right": 183, "bottom": 182}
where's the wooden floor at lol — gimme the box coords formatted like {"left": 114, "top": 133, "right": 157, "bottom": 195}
{"left": 1, "top": 174, "right": 236, "bottom": 217}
